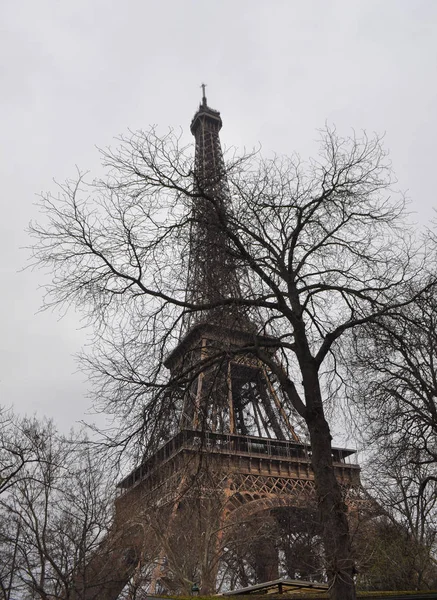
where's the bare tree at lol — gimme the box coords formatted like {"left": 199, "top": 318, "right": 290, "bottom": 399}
{"left": 29, "top": 125, "right": 428, "bottom": 599}
{"left": 349, "top": 286, "right": 437, "bottom": 590}
{"left": 353, "top": 459, "right": 437, "bottom": 591}
{"left": 351, "top": 284, "right": 437, "bottom": 468}
{"left": 0, "top": 419, "right": 113, "bottom": 599}
{"left": 0, "top": 408, "right": 50, "bottom": 496}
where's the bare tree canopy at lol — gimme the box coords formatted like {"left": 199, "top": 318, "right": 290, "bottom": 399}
{"left": 0, "top": 418, "right": 113, "bottom": 599}
{"left": 349, "top": 281, "right": 437, "bottom": 591}
{"left": 29, "top": 127, "right": 425, "bottom": 451}
{"left": 29, "top": 123, "right": 430, "bottom": 599}
{"left": 0, "top": 408, "right": 51, "bottom": 496}
{"left": 351, "top": 284, "right": 437, "bottom": 469}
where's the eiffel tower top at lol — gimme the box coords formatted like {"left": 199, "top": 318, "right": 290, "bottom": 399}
{"left": 190, "top": 83, "right": 223, "bottom": 137}
{"left": 184, "top": 87, "right": 247, "bottom": 332}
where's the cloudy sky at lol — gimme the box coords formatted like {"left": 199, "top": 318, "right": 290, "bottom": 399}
{"left": 1, "top": 0, "right": 436, "bottom": 435}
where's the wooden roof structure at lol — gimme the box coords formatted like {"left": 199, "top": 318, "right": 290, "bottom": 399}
{"left": 222, "top": 577, "right": 328, "bottom": 596}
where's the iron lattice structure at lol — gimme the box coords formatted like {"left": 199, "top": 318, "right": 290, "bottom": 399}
{"left": 79, "top": 93, "right": 365, "bottom": 599}
{"left": 186, "top": 95, "right": 240, "bottom": 322}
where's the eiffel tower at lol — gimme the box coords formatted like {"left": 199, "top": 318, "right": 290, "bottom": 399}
{"left": 79, "top": 90, "right": 362, "bottom": 599}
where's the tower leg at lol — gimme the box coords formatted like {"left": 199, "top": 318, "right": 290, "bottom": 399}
{"left": 198, "top": 475, "right": 233, "bottom": 594}
{"left": 149, "top": 474, "right": 188, "bottom": 594}
{"left": 73, "top": 525, "right": 142, "bottom": 600}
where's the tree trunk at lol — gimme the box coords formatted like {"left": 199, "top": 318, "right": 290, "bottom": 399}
{"left": 304, "top": 370, "right": 356, "bottom": 600}
{"left": 253, "top": 538, "right": 279, "bottom": 583}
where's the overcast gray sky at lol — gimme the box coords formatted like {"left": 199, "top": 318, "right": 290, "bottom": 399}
{"left": 1, "top": 0, "right": 436, "bottom": 434}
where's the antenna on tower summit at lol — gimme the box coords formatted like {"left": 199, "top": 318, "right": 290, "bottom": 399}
{"left": 201, "top": 82, "right": 207, "bottom": 106}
